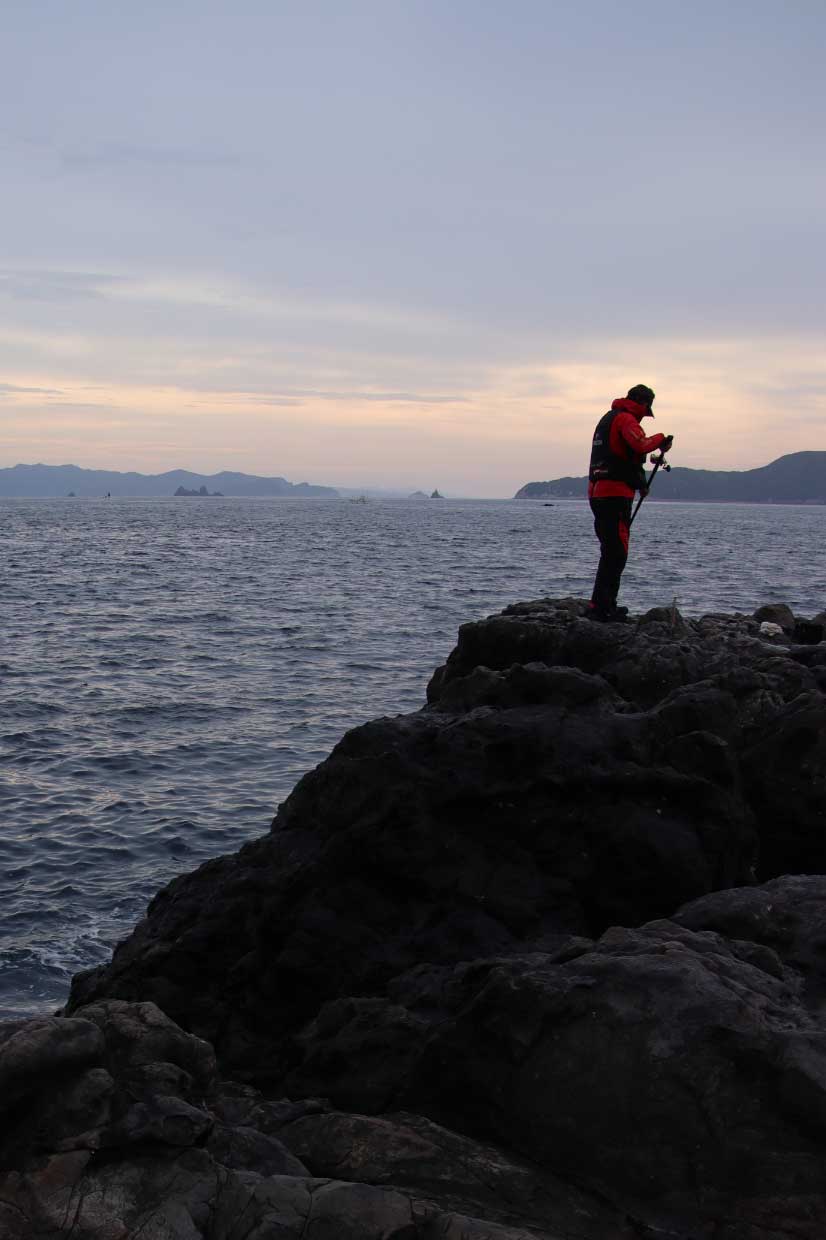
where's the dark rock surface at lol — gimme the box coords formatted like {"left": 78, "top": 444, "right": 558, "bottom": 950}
{"left": 3, "top": 999, "right": 578, "bottom": 1238}
{"left": 408, "top": 920, "right": 826, "bottom": 1237}
{"left": 5, "top": 597, "right": 826, "bottom": 1237}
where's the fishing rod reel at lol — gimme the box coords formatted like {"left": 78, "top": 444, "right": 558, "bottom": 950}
{"left": 630, "top": 445, "right": 672, "bottom": 526}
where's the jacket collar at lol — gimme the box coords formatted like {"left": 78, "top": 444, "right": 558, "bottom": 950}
{"left": 611, "top": 397, "right": 650, "bottom": 418}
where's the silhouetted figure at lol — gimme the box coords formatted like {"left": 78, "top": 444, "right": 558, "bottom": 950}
{"left": 587, "top": 384, "right": 673, "bottom": 621}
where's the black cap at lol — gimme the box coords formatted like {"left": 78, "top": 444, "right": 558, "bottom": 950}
{"left": 627, "top": 384, "right": 655, "bottom": 407}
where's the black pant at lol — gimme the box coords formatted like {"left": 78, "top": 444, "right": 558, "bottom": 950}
{"left": 589, "top": 496, "right": 632, "bottom": 611}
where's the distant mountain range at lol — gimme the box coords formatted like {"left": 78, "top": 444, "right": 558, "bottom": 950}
{"left": 0, "top": 464, "right": 338, "bottom": 498}
{"left": 515, "top": 452, "right": 826, "bottom": 504}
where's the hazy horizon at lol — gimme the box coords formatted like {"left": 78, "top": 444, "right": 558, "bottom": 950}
{"left": 1, "top": 3, "right": 823, "bottom": 498}
{"left": 0, "top": 448, "right": 821, "bottom": 503}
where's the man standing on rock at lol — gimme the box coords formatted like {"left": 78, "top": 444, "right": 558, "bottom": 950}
{"left": 587, "top": 384, "right": 673, "bottom": 622}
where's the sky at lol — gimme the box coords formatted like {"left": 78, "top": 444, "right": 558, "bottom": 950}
{"left": 0, "top": 1, "right": 823, "bottom": 497}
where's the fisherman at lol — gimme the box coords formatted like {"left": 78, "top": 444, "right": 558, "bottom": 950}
{"left": 587, "top": 384, "right": 673, "bottom": 622}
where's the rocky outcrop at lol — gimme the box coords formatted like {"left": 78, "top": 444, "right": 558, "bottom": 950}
{"left": 67, "top": 600, "right": 826, "bottom": 1067}
{"left": 3, "top": 999, "right": 594, "bottom": 1238}
{"left": 4, "top": 597, "right": 826, "bottom": 1237}
{"left": 407, "top": 913, "right": 826, "bottom": 1237}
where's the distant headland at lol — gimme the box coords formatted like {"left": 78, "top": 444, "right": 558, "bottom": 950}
{"left": 0, "top": 464, "right": 339, "bottom": 498}
{"left": 515, "top": 450, "right": 826, "bottom": 503}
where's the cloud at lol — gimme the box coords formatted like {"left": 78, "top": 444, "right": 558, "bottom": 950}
{"left": 0, "top": 381, "right": 64, "bottom": 397}
{"left": 0, "top": 269, "right": 123, "bottom": 303}
{"left": 194, "top": 395, "right": 306, "bottom": 409}
{"left": 315, "top": 391, "right": 467, "bottom": 404}
{"left": 186, "top": 390, "right": 467, "bottom": 408}
{"left": 0, "top": 328, "right": 818, "bottom": 496}
{"left": 59, "top": 142, "right": 241, "bottom": 171}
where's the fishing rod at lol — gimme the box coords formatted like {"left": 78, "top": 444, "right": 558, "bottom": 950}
{"left": 629, "top": 447, "right": 671, "bottom": 527}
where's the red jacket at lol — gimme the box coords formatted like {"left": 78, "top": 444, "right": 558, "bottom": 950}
{"left": 588, "top": 398, "right": 666, "bottom": 499}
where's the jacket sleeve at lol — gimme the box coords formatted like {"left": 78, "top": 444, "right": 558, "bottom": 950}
{"left": 617, "top": 415, "right": 665, "bottom": 457}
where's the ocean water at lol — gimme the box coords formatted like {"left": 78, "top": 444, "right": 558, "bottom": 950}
{"left": 1, "top": 495, "right": 825, "bottom": 1020}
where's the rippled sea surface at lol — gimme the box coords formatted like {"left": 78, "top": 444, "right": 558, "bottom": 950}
{"left": 1, "top": 495, "right": 824, "bottom": 1018}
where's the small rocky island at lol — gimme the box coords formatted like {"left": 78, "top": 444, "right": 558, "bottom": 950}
{"left": 174, "top": 484, "right": 224, "bottom": 497}
{"left": 3, "top": 598, "right": 826, "bottom": 1239}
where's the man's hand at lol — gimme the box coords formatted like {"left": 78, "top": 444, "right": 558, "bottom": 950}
{"left": 661, "top": 434, "right": 674, "bottom": 452}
